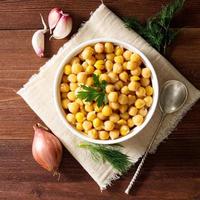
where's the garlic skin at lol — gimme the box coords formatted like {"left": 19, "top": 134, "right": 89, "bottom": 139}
{"left": 32, "top": 14, "right": 48, "bottom": 57}
{"left": 51, "top": 14, "right": 72, "bottom": 40}
{"left": 48, "top": 8, "right": 62, "bottom": 34}
{"left": 32, "top": 123, "right": 63, "bottom": 173}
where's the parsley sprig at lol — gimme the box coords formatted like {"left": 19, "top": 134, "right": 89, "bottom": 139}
{"left": 77, "top": 74, "right": 107, "bottom": 107}
{"left": 79, "top": 142, "right": 132, "bottom": 173}
{"left": 124, "top": 0, "right": 185, "bottom": 54}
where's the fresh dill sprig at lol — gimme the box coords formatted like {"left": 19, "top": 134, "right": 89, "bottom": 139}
{"left": 77, "top": 74, "right": 107, "bottom": 107}
{"left": 124, "top": 0, "right": 185, "bottom": 54}
{"left": 79, "top": 142, "right": 132, "bottom": 173}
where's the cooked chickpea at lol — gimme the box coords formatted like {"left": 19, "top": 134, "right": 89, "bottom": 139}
{"left": 61, "top": 92, "right": 68, "bottom": 99}
{"left": 105, "top": 84, "right": 115, "bottom": 93}
{"left": 85, "top": 77, "right": 94, "bottom": 86}
{"left": 75, "top": 99, "right": 84, "bottom": 106}
{"left": 109, "top": 102, "right": 120, "bottom": 110}
{"left": 135, "top": 99, "right": 145, "bottom": 109}
{"left": 106, "top": 53, "right": 115, "bottom": 61}
{"left": 88, "top": 129, "right": 98, "bottom": 139}
{"left": 76, "top": 123, "right": 83, "bottom": 131}
{"left": 128, "top": 81, "right": 140, "bottom": 91}
{"left": 117, "top": 119, "right": 127, "bottom": 125}
{"left": 99, "top": 131, "right": 109, "bottom": 140}
{"left": 118, "top": 94, "right": 128, "bottom": 105}
{"left": 108, "top": 92, "right": 118, "bottom": 102}
{"left": 142, "top": 67, "right": 151, "bottom": 78}
{"left": 68, "top": 74, "right": 77, "bottom": 83}
{"left": 145, "top": 86, "right": 154, "bottom": 96}
{"left": 123, "top": 62, "right": 128, "bottom": 70}
{"left": 114, "top": 55, "right": 124, "bottom": 64}
{"left": 95, "top": 53, "right": 105, "bottom": 60}
{"left": 128, "top": 95, "right": 136, "bottom": 105}
{"left": 136, "top": 87, "right": 146, "bottom": 97}
{"left": 101, "top": 105, "right": 113, "bottom": 117}
{"left": 75, "top": 112, "right": 85, "bottom": 123}
{"left": 131, "top": 67, "right": 141, "bottom": 76}
{"left": 120, "top": 125, "right": 130, "bottom": 136}
{"left": 104, "top": 121, "right": 115, "bottom": 131}
{"left": 67, "top": 91, "right": 76, "bottom": 101}
{"left": 127, "top": 119, "right": 134, "bottom": 128}
{"left": 77, "top": 72, "right": 87, "bottom": 83}
{"left": 68, "top": 102, "right": 79, "bottom": 114}
{"left": 127, "top": 61, "right": 138, "bottom": 70}
{"left": 62, "top": 75, "right": 68, "bottom": 83}
{"left": 64, "top": 64, "right": 71, "bottom": 75}
{"left": 94, "top": 60, "right": 104, "bottom": 70}
{"left": 108, "top": 72, "right": 119, "bottom": 83}
{"left": 93, "top": 103, "right": 103, "bottom": 112}
{"left": 121, "top": 86, "right": 129, "bottom": 95}
{"left": 66, "top": 113, "right": 76, "bottom": 125}
{"left": 128, "top": 106, "right": 138, "bottom": 116}
{"left": 144, "top": 96, "right": 153, "bottom": 107}
{"left": 82, "top": 46, "right": 94, "bottom": 60}
{"left": 130, "top": 53, "right": 142, "bottom": 64}
{"left": 94, "top": 43, "right": 104, "bottom": 53}
{"left": 139, "top": 107, "right": 148, "bottom": 117}
{"left": 132, "top": 115, "right": 144, "bottom": 126}
{"left": 105, "top": 60, "right": 113, "bottom": 72}
{"left": 109, "top": 113, "right": 120, "bottom": 123}
{"left": 93, "top": 118, "right": 103, "bottom": 129}
{"left": 94, "top": 69, "right": 101, "bottom": 76}
{"left": 85, "top": 65, "right": 95, "bottom": 74}
{"left": 115, "top": 46, "right": 124, "bottom": 56}
{"left": 119, "top": 104, "right": 128, "bottom": 113}
{"left": 109, "top": 130, "right": 120, "bottom": 139}
{"left": 82, "top": 61, "right": 88, "bottom": 70}
{"left": 97, "top": 112, "right": 107, "bottom": 120}
{"left": 70, "top": 57, "right": 80, "bottom": 65}
{"left": 60, "top": 83, "right": 70, "bottom": 93}
{"left": 70, "top": 83, "right": 78, "bottom": 91}
{"left": 99, "top": 74, "right": 110, "bottom": 82}
{"left": 62, "top": 99, "right": 70, "bottom": 109}
{"left": 86, "top": 56, "right": 96, "bottom": 65}
{"left": 119, "top": 71, "right": 129, "bottom": 82}
{"left": 120, "top": 112, "right": 129, "bottom": 120}
{"left": 87, "top": 111, "right": 96, "bottom": 121}
{"left": 85, "top": 104, "right": 94, "bottom": 112}
{"left": 115, "top": 80, "right": 123, "bottom": 90}
{"left": 71, "top": 63, "right": 83, "bottom": 74}
{"left": 105, "top": 42, "right": 114, "bottom": 53}
{"left": 141, "top": 78, "right": 150, "bottom": 87}
{"left": 123, "top": 50, "right": 132, "bottom": 61}
{"left": 130, "top": 75, "right": 140, "bottom": 81}
{"left": 113, "top": 63, "right": 123, "bottom": 74}
{"left": 82, "top": 120, "right": 93, "bottom": 131}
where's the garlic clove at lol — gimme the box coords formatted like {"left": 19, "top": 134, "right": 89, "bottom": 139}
{"left": 32, "top": 123, "right": 63, "bottom": 173}
{"left": 51, "top": 14, "right": 72, "bottom": 40}
{"left": 48, "top": 8, "right": 62, "bottom": 34}
{"left": 32, "top": 14, "right": 48, "bottom": 57}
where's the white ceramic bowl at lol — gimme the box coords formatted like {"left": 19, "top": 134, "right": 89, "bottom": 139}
{"left": 54, "top": 38, "right": 159, "bottom": 144}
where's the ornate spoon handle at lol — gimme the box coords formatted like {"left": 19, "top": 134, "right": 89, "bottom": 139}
{"left": 125, "top": 114, "right": 165, "bottom": 194}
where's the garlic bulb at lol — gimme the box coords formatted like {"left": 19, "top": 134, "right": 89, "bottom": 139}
{"left": 32, "top": 14, "right": 48, "bottom": 57}
{"left": 32, "top": 123, "right": 63, "bottom": 174}
{"left": 48, "top": 8, "right": 62, "bottom": 34}
{"left": 50, "top": 14, "right": 72, "bottom": 40}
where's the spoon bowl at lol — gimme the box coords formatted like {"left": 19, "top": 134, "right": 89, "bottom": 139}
{"left": 159, "top": 80, "right": 188, "bottom": 114}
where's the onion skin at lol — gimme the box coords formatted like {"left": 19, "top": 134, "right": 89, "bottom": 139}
{"left": 32, "top": 123, "right": 63, "bottom": 173}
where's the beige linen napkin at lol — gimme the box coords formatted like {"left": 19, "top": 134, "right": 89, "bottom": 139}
{"left": 17, "top": 4, "right": 200, "bottom": 189}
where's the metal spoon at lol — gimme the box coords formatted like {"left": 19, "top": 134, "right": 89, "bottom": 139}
{"left": 125, "top": 80, "right": 188, "bottom": 194}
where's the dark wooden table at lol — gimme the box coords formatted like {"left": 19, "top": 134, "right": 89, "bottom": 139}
{"left": 0, "top": 0, "right": 199, "bottom": 199}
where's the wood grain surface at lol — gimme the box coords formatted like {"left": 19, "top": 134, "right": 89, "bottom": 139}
{"left": 0, "top": 0, "right": 199, "bottom": 199}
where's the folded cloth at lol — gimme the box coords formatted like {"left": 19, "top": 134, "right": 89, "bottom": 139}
{"left": 17, "top": 4, "right": 200, "bottom": 190}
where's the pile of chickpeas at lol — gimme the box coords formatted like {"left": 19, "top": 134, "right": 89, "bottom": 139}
{"left": 60, "top": 42, "right": 154, "bottom": 140}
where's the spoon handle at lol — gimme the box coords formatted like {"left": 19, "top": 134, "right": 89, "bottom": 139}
{"left": 125, "top": 114, "right": 165, "bottom": 195}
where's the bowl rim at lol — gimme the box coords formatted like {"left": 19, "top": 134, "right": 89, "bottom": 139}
{"left": 54, "top": 38, "right": 159, "bottom": 144}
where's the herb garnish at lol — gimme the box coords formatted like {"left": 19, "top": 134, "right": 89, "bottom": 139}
{"left": 77, "top": 74, "right": 107, "bottom": 107}
{"left": 124, "top": 0, "right": 185, "bottom": 54}
{"left": 79, "top": 142, "right": 132, "bottom": 173}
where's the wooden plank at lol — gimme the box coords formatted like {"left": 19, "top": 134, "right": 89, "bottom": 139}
{"left": 0, "top": 0, "right": 199, "bottom": 30}
{"left": 0, "top": 139, "right": 199, "bottom": 199}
